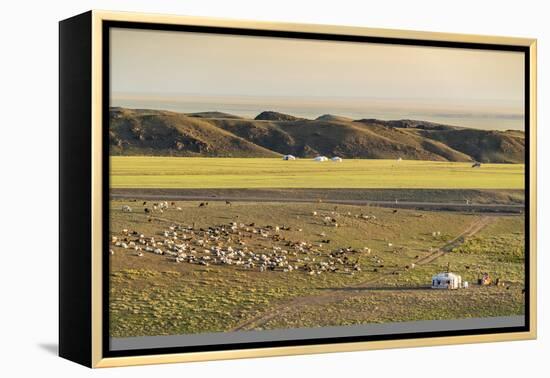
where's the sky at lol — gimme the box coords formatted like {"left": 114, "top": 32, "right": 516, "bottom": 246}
{"left": 110, "top": 28, "right": 525, "bottom": 130}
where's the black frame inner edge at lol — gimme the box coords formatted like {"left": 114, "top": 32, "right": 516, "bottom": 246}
{"left": 101, "top": 20, "right": 531, "bottom": 359}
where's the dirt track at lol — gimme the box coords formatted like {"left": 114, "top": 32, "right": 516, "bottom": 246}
{"left": 229, "top": 216, "right": 496, "bottom": 331}
{"left": 111, "top": 191, "right": 523, "bottom": 214}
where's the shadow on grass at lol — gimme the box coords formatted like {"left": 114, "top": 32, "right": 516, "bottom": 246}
{"left": 317, "top": 285, "right": 432, "bottom": 292}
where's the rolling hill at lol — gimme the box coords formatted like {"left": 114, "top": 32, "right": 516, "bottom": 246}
{"left": 109, "top": 107, "right": 525, "bottom": 163}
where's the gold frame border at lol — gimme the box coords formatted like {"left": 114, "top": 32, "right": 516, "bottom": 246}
{"left": 90, "top": 10, "right": 537, "bottom": 368}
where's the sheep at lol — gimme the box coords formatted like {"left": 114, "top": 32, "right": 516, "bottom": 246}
{"left": 122, "top": 205, "right": 132, "bottom": 212}
{"left": 110, "top": 219, "right": 367, "bottom": 276}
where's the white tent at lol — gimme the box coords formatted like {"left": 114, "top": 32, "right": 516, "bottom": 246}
{"left": 314, "top": 156, "right": 328, "bottom": 162}
{"left": 431, "top": 272, "right": 462, "bottom": 290}
{"left": 331, "top": 156, "right": 343, "bottom": 162}
{"left": 282, "top": 154, "right": 296, "bottom": 160}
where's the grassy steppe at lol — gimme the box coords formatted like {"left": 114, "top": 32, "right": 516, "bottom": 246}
{"left": 109, "top": 200, "right": 524, "bottom": 337}
{"left": 110, "top": 157, "right": 524, "bottom": 189}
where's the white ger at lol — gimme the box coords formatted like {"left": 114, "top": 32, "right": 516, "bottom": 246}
{"left": 313, "top": 156, "right": 329, "bottom": 162}
{"left": 331, "top": 156, "right": 343, "bottom": 162}
{"left": 431, "top": 272, "right": 462, "bottom": 290}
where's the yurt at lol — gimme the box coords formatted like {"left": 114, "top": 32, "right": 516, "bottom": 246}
{"left": 282, "top": 154, "right": 296, "bottom": 160}
{"left": 431, "top": 272, "right": 462, "bottom": 290}
{"left": 331, "top": 156, "right": 343, "bottom": 162}
{"left": 314, "top": 156, "right": 328, "bottom": 162}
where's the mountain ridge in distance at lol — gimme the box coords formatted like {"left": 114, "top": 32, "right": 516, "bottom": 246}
{"left": 109, "top": 107, "right": 524, "bottom": 163}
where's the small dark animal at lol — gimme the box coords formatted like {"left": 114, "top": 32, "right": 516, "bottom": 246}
{"left": 393, "top": 209, "right": 398, "bottom": 214}
{"left": 226, "top": 201, "right": 232, "bottom": 206}
{"left": 142, "top": 201, "right": 147, "bottom": 206}
{"left": 472, "top": 162, "right": 481, "bottom": 168}
{"left": 199, "top": 202, "right": 208, "bottom": 207}
{"left": 144, "top": 208, "right": 150, "bottom": 213}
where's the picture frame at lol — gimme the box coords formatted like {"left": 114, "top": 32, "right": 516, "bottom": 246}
{"left": 59, "top": 10, "right": 537, "bottom": 368}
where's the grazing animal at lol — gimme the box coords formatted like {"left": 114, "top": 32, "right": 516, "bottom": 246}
{"left": 472, "top": 162, "right": 481, "bottom": 168}
{"left": 226, "top": 201, "right": 232, "bottom": 206}
{"left": 393, "top": 209, "right": 398, "bottom": 214}
{"left": 122, "top": 205, "right": 132, "bottom": 212}
{"left": 142, "top": 201, "right": 147, "bottom": 206}
{"left": 144, "top": 208, "right": 150, "bottom": 213}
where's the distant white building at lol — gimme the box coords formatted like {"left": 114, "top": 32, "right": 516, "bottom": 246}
{"left": 331, "top": 156, "right": 343, "bottom": 162}
{"left": 314, "top": 156, "right": 328, "bottom": 162}
{"left": 431, "top": 272, "right": 462, "bottom": 290}
{"left": 282, "top": 154, "right": 296, "bottom": 160}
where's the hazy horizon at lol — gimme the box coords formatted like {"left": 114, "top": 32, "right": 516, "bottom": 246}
{"left": 111, "top": 28, "right": 525, "bottom": 131}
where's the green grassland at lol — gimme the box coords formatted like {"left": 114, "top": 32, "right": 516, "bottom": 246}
{"left": 109, "top": 200, "right": 524, "bottom": 337}
{"left": 110, "top": 157, "right": 524, "bottom": 189}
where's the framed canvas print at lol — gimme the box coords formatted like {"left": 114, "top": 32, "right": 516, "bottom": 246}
{"left": 59, "top": 10, "right": 537, "bottom": 368}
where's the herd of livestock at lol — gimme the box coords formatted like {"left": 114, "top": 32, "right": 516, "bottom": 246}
{"left": 111, "top": 202, "right": 387, "bottom": 276}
